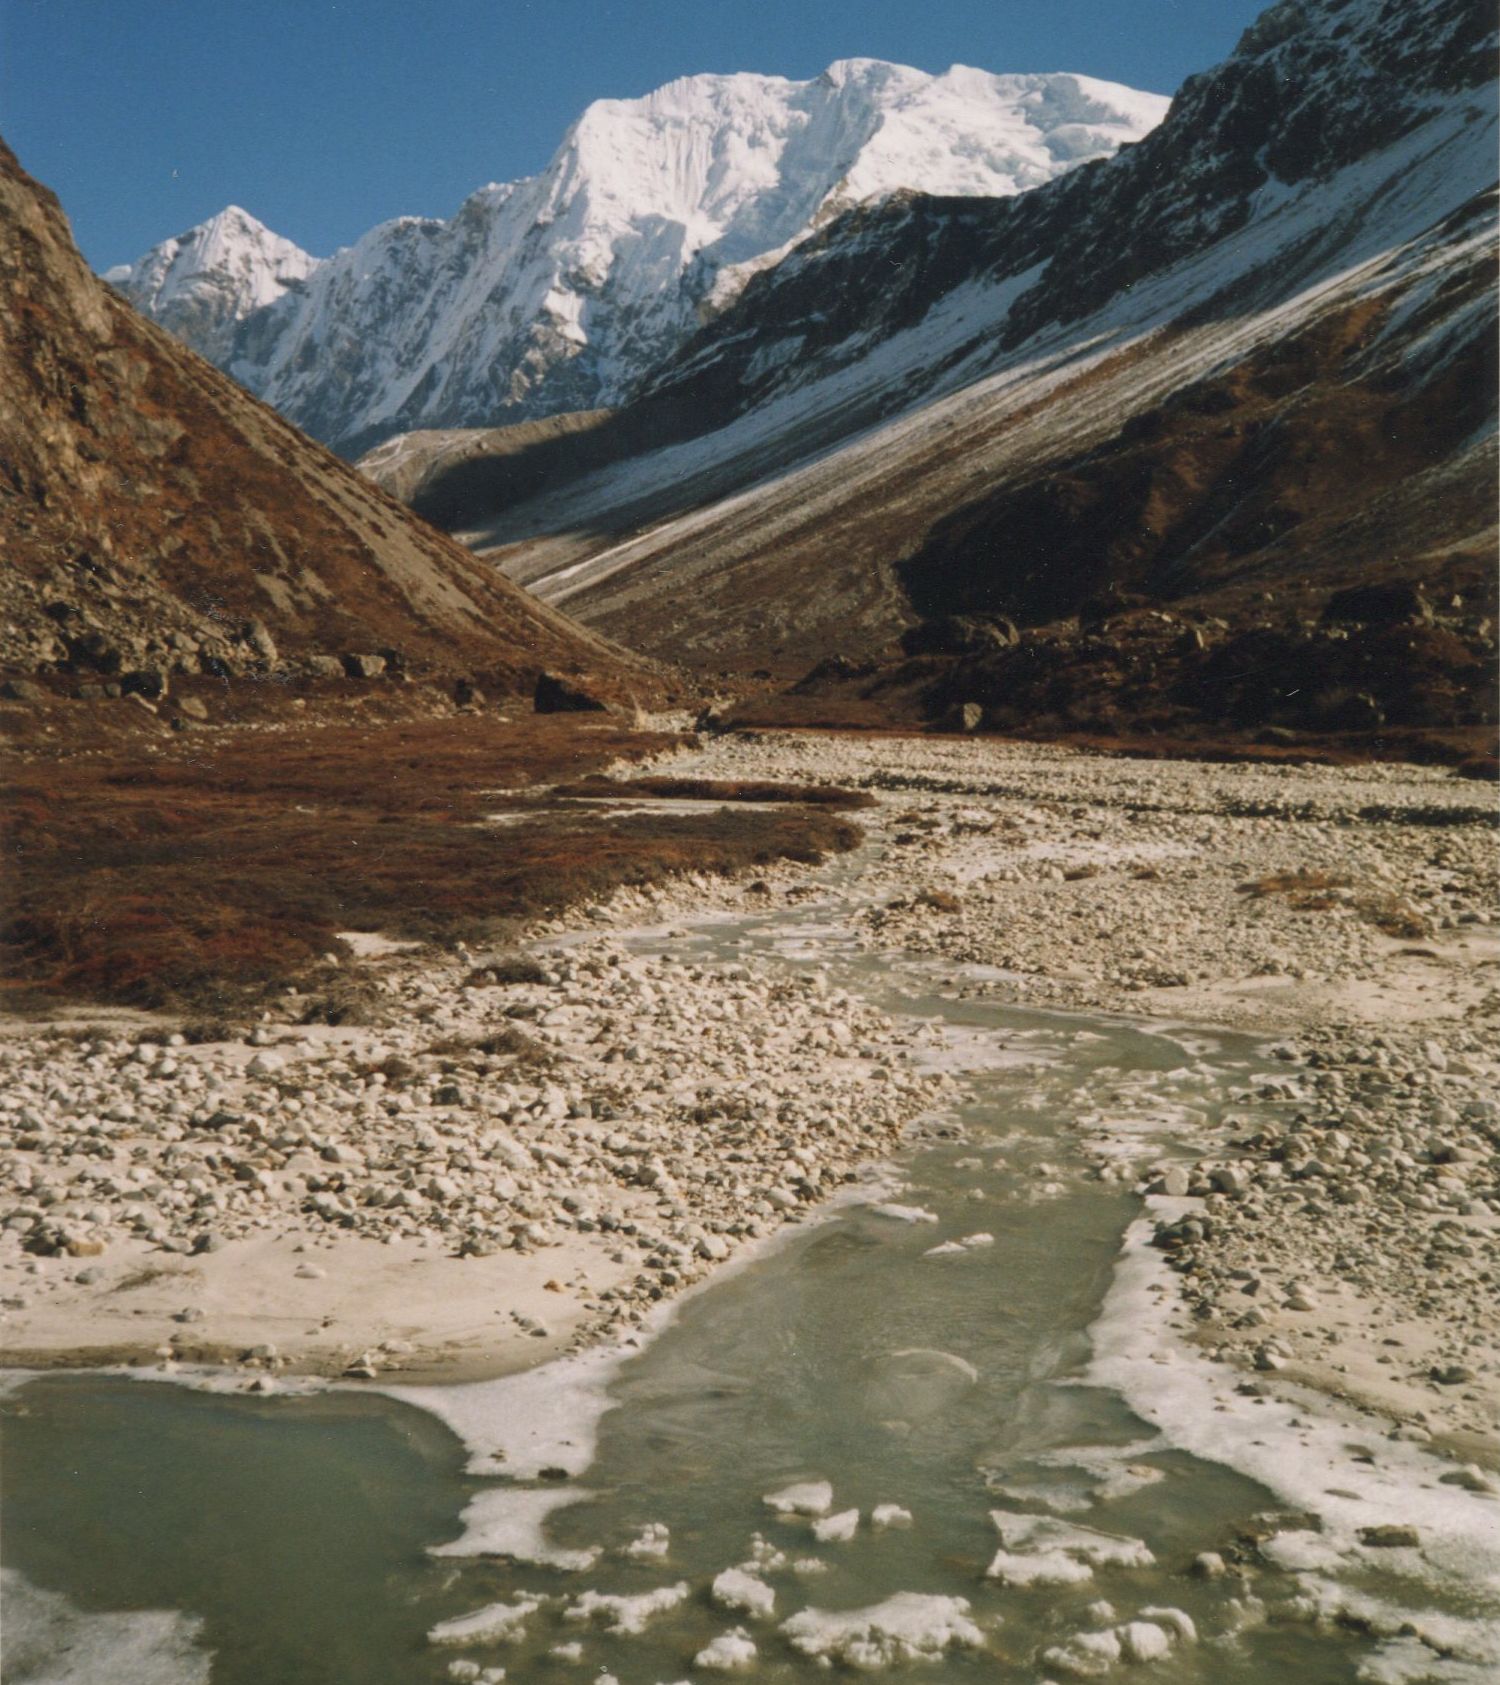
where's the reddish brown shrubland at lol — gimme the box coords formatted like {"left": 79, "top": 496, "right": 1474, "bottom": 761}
{"left": 1237, "top": 869, "right": 1431, "bottom": 940}
{"left": 2, "top": 715, "right": 861, "bottom": 1012}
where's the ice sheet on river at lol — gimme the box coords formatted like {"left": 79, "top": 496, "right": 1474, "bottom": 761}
{"left": 867, "top": 1346, "right": 979, "bottom": 1422}
{"left": 1089, "top": 1209, "right": 1500, "bottom": 1582}
{"left": 430, "top": 1486, "right": 599, "bottom": 1569}
{"left": 0, "top": 1568, "right": 212, "bottom": 1685}
{"left": 384, "top": 1341, "right": 622, "bottom": 1479}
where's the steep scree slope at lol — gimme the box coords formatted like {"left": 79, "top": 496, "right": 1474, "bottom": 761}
{"left": 0, "top": 140, "right": 653, "bottom": 708}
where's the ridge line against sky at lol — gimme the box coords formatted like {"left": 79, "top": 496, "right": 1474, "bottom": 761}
{"left": 3, "top": 0, "right": 1261, "bottom": 271}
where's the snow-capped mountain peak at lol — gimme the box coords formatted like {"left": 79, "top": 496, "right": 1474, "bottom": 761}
{"left": 106, "top": 205, "right": 320, "bottom": 365}
{"left": 108, "top": 58, "right": 1168, "bottom": 454}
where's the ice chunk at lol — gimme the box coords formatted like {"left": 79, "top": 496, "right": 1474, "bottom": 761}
{"left": 1045, "top": 1610, "right": 1194, "bottom": 1676}
{"left": 428, "top": 1595, "right": 542, "bottom": 1647}
{"left": 447, "top": 1664, "right": 504, "bottom": 1684}
{"left": 870, "top": 1203, "right": 939, "bottom": 1223}
{"left": 743, "top": 1533, "right": 788, "bottom": 1573}
{"left": 565, "top": 1582, "right": 689, "bottom": 1635}
{"left": 1118, "top": 1620, "right": 1172, "bottom": 1662}
{"left": 782, "top": 1592, "right": 985, "bottom": 1667}
{"left": 763, "top": 1479, "right": 834, "bottom": 1516}
{"left": 620, "top": 1522, "right": 671, "bottom": 1559}
{"left": 812, "top": 1508, "right": 860, "bottom": 1543}
{"left": 871, "top": 1503, "right": 913, "bottom": 1530}
{"left": 694, "top": 1628, "right": 758, "bottom": 1670}
{"left": 919, "top": 1232, "right": 997, "bottom": 1256}
{"left": 986, "top": 1547, "right": 1095, "bottom": 1587}
{"left": 1140, "top": 1605, "right": 1197, "bottom": 1644}
{"left": 1042, "top": 1627, "right": 1124, "bottom": 1677}
{"left": 989, "top": 1509, "right": 1154, "bottom": 1571}
{"left": 712, "top": 1567, "right": 775, "bottom": 1619}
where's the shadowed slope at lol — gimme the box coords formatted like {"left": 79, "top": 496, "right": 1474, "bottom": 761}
{"left": 390, "top": 0, "right": 1494, "bottom": 724}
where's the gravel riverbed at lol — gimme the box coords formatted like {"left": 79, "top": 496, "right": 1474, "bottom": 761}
{"left": 0, "top": 934, "right": 954, "bottom": 1380}
{"left": 2, "top": 730, "right": 1496, "bottom": 1467}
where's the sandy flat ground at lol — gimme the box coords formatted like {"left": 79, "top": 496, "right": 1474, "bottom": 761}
{"left": 0, "top": 1228, "right": 635, "bottom": 1385}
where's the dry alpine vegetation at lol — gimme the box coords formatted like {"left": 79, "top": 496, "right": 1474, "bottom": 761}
{"left": 0, "top": 714, "right": 865, "bottom": 1015}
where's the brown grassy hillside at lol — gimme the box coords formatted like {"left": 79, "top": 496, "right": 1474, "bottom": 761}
{"left": 0, "top": 139, "right": 660, "bottom": 714}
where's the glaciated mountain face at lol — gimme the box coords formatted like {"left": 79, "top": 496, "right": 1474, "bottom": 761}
{"left": 104, "top": 206, "right": 319, "bottom": 366}
{"left": 625, "top": 0, "right": 1496, "bottom": 424}
{"left": 108, "top": 61, "right": 1167, "bottom": 454}
{"left": 407, "top": 0, "right": 1494, "bottom": 738}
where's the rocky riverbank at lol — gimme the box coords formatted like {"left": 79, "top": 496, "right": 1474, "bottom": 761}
{"left": 0, "top": 927, "right": 954, "bottom": 1381}
{"left": 3, "top": 730, "right": 1495, "bottom": 1461}
{"left": 549, "top": 731, "right": 1500, "bottom": 1458}
{"left": 1146, "top": 1018, "right": 1500, "bottom": 1469}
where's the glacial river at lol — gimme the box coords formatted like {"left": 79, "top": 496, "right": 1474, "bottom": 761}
{"left": 2, "top": 898, "right": 1491, "bottom": 1682}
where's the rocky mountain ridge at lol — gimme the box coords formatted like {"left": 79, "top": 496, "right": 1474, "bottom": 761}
{"left": 105, "top": 61, "right": 1166, "bottom": 455}
{"left": 394, "top": 0, "right": 1495, "bottom": 748}
{"left": 0, "top": 139, "right": 656, "bottom": 727}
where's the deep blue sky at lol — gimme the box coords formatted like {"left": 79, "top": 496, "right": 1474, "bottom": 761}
{"left": 4, "top": 0, "right": 1262, "bottom": 271}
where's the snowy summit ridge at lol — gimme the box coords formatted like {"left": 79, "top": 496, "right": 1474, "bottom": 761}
{"left": 105, "top": 205, "right": 319, "bottom": 367}
{"left": 105, "top": 60, "right": 1168, "bottom": 453}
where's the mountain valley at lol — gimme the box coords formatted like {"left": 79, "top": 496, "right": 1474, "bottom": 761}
{"left": 363, "top": 0, "right": 1496, "bottom": 757}
{"left": 2, "top": 9, "right": 1498, "bottom": 1681}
